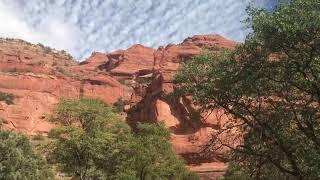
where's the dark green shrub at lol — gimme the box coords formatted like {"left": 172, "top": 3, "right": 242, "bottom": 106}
{"left": 0, "top": 130, "right": 54, "bottom": 179}
{"left": 112, "top": 98, "right": 128, "bottom": 113}
{"left": 32, "top": 132, "right": 45, "bottom": 141}
{"left": 118, "top": 79, "right": 126, "bottom": 85}
{"left": 8, "top": 68, "right": 17, "bottom": 73}
{"left": 55, "top": 66, "right": 65, "bottom": 74}
{"left": 221, "top": 163, "right": 251, "bottom": 180}
{"left": 0, "top": 91, "right": 15, "bottom": 105}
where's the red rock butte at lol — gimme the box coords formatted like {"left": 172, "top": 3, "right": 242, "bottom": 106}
{"left": 0, "top": 35, "right": 237, "bottom": 179}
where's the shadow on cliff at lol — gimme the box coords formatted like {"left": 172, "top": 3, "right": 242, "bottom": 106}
{"left": 125, "top": 72, "right": 216, "bottom": 135}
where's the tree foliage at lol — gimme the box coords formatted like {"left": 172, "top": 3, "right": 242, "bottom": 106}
{"left": 49, "top": 98, "right": 196, "bottom": 180}
{"left": 129, "top": 123, "right": 197, "bottom": 180}
{"left": 0, "top": 130, "right": 53, "bottom": 180}
{"left": 175, "top": 0, "right": 320, "bottom": 179}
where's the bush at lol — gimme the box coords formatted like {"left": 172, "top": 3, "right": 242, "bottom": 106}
{"left": 118, "top": 79, "right": 126, "bottom": 85}
{"left": 221, "top": 163, "right": 251, "bottom": 180}
{"left": 112, "top": 98, "right": 128, "bottom": 113}
{"left": 0, "top": 130, "right": 54, "bottom": 179}
{"left": 8, "top": 68, "right": 17, "bottom": 73}
{"left": 55, "top": 66, "right": 65, "bottom": 74}
{"left": 37, "top": 43, "right": 45, "bottom": 48}
{"left": 43, "top": 47, "right": 51, "bottom": 54}
{"left": 0, "top": 91, "right": 15, "bottom": 105}
{"left": 32, "top": 132, "right": 45, "bottom": 141}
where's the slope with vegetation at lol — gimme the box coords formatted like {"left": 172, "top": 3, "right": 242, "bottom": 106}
{"left": 0, "top": 97, "right": 199, "bottom": 179}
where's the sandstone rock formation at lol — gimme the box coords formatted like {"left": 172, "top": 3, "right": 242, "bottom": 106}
{"left": 124, "top": 35, "right": 237, "bottom": 177}
{"left": 0, "top": 38, "right": 126, "bottom": 134}
{"left": 0, "top": 35, "right": 237, "bottom": 179}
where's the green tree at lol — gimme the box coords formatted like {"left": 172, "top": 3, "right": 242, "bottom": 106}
{"left": 0, "top": 130, "right": 53, "bottom": 180}
{"left": 221, "top": 162, "right": 251, "bottom": 180}
{"left": 49, "top": 98, "right": 131, "bottom": 179}
{"left": 125, "top": 123, "right": 197, "bottom": 180}
{"left": 175, "top": 0, "right": 320, "bottom": 179}
{"left": 49, "top": 98, "right": 196, "bottom": 180}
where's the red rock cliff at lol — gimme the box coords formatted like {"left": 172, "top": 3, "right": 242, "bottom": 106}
{"left": 0, "top": 35, "right": 237, "bottom": 179}
{"left": 124, "top": 35, "right": 237, "bottom": 177}
{"left": 0, "top": 38, "right": 127, "bottom": 134}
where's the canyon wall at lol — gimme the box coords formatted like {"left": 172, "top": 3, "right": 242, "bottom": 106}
{"left": 0, "top": 35, "right": 237, "bottom": 179}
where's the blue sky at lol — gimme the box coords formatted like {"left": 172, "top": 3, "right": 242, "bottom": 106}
{"left": 0, "top": 0, "right": 277, "bottom": 60}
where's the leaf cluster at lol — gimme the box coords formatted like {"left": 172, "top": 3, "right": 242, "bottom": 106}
{"left": 175, "top": 0, "right": 320, "bottom": 179}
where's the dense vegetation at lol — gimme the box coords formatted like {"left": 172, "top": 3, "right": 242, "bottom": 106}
{"left": 175, "top": 0, "right": 320, "bottom": 179}
{"left": 48, "top": 98, "right": 197, "bottom": 180}
{"left": 0, "top": 129, "right": 53, "bottom": 179}
{"left": 0, "top": 98, "right": 196, "bottom": 180}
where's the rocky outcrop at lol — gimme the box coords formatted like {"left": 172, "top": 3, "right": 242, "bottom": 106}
{"left": 125, "top": 35, "right": 237, "bottom": 170}
{"left": 0, "top": 38, "right": 127, "bottom": 134}
{"left": 80, "top": 44, "right": 155, "bottom": 78}
{"left": 0, "top": 35, "right": 237, "bottom": 179}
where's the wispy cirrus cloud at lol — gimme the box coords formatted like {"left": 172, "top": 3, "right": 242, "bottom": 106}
{"left": 0, "top": 0, "right": 277, "bottom": 60}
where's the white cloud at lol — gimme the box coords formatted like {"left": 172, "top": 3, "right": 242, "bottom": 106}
{"left": 0, "top": 0, "right": 276, "bottom": 60}
{"left": 0, "top": 1, "right": 80, "bottom": 55}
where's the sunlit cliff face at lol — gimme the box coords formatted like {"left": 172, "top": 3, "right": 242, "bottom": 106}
{"left": 0, "top": 0, "right": 276, "bottom": 60}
